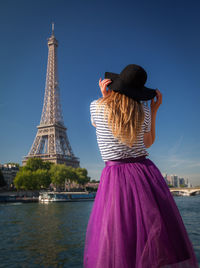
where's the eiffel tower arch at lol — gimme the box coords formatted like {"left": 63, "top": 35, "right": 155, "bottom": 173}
{"left": 23, "top": 24, "right": 80, "bottom": 168}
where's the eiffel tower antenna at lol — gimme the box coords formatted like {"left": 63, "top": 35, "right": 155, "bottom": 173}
{"left": 52, "top": 22, "right": 55, "bottom": 36}
{"left": 23, "top": 25, "right": 80, "bottom": 167}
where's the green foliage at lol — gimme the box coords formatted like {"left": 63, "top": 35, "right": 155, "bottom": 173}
{"left": 13, "top": 159, "right": 91, "bottom": 191}
{"left": 50, "top": 164, "right": 78, "bottom": 187}
{"left": 49, "top": 165, "right": 91, "bottom": 188}
{"left": 14, "top": 169, "right": 51, "bottom": 190}
{"left": 35, "top": 169, "right": 51, "bottom": 189}
{"left": 74, "top": 168, "right": 90, "bottom": 185}
{"left": 14, "top": 170, "right": 39, "bottom": 190}
{"left": 0, "top": 170, "right": 7, "bottom": 187}
{"left": 41, "top": 161, "right": 53, "bottom": 171}
{"left": 13, "top": 158, "right": 53, "bottom": 190}
{"left": 24, "top": 158, "right": 53, "bottom": 172}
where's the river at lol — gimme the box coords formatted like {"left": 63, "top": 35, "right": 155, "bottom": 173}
{"left": 0, "top": 195, "right": 199, "bottom": 267}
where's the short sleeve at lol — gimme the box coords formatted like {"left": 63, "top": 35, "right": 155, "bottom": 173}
{"left": 144, "top": 106, "right": 151, "bottom": 132}
{"left": 90, "top": 100, "right": 97, "bottom": 125}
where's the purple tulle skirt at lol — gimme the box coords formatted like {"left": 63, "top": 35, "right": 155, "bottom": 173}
{"left": 83, "top": 156, "right": 199, "bottom": 268}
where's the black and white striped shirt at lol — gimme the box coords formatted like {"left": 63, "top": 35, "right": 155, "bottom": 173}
{"left": 90, "top": 99, "right": 151, "bottom": 162}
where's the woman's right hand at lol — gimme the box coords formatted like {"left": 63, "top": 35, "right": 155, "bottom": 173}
{"left": 150, "top": 89, "right": 162, "bottom": 113}
{"left": 99, "top": 78, "right": 112, "bottom": 98}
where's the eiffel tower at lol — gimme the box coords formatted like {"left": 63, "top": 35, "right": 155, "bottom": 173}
{"left": 23, "top": 24, "right": 79, "bottom": 168}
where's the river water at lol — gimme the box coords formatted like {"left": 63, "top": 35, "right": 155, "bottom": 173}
{"left": 0, "top": 195, "right": 199, "bottom": 267}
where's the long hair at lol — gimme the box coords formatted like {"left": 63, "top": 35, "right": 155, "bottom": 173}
{"left": 97, "top": 91, "right": 145, "bottom": 147}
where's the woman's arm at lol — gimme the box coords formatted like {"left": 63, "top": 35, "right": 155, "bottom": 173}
{"left": 143, "top": 110, "right": 157, "bottom": 148}
{"left": 91, "top": 78, "right": 112, "bottom": 128}
{"left": 143, "top": 89, "right": 162, "bottom": 148}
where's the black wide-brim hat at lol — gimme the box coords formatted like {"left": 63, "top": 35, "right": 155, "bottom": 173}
{"left": 105, "top": 64, "right": 157, "bottom": 101}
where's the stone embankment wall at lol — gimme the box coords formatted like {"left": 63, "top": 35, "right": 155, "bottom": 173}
{"left": 0, "top": 190, "right": 40, "bottom": 197}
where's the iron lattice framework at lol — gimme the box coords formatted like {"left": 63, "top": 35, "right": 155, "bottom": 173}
{"left": 23, "top": 24, "right": 79, "bottom": 167}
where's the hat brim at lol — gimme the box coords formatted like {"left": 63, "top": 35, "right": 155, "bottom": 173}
{"left": 137, "top": 86, "right": 157, "bottom": 101}
{"left": 105, "top": 71, "right": 120, "bottom": 80}
{"left": 105, "top": 71, "right": 124, "bottom": 92}
{"left": 104, "top": 72, "right": 157, "bottom": 101}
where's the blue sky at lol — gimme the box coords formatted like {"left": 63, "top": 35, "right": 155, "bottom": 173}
{"left": 0, "top": 0, "right": 200, "bottom": 186}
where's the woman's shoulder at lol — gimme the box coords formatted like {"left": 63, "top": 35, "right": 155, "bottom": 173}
{"left": 90, "top": 99, "right": 102, "bottom": 115}
{"left": 90, "top": 98, "right": 105, "bottom": 111}
{"left": 90, "top": 98, "right": 107, "bottom": 123}
{"left": 90, "top": 99, "right": 99, "bottom": 113}
{"left": 90, "top": 99, "right": 98, "bottom": 108}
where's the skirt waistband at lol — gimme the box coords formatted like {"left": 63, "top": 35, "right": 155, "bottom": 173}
{"left": 105, "top": 155, "right": 147, "bottom": 166}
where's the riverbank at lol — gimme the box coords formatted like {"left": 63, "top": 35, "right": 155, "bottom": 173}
{"left": 0, "top": 195, "right": 38, "bottom": 203}
{"left": 0, "top": 190, "right": 96, "bottom": 203}
{"left": 0, "top": 190, "right": 39, "bottom": 202}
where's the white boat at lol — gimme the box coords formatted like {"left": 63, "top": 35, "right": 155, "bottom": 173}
{"left": 39, "top": 191, "right": 96, "bottom": 203}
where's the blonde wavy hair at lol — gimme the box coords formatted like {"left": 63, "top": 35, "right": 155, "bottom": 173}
{"left": 97, "top": 91, "right": 145, "bottom": 147}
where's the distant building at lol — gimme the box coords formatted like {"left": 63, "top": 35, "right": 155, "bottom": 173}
{"left": 170, "top": 175, "right": 177, "bottom": 187}
{"left": 179, "top": 178, "right": 185, "bottom": 187}
{"left": 161, "top": 173, "right": 192, "bottom": 188}
{"left": 0, "top": 164, "right": 19, "bottom": 189}
{"left": 167, "top": 175, "right": 172, "bottom": 186}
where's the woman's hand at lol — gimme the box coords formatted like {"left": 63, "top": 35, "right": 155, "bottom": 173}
{"left": 99, "top": 78, "right": 112, "bottom": 98}
{"left": 151, "top": 89, "right": 162, "bottom": 113}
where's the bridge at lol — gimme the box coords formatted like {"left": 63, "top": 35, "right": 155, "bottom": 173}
{"left": 169, "top": 187, "right": 200, "bottom": 196}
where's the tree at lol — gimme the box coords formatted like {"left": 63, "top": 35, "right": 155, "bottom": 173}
{"left": 14, "top": 170, "right": 40, "bottom": 190}
{"left": 0, "top": 170, "right": 7, "bottom": 187}
{"left": 24, "top": 158, "right": 53, "bottom": 172}
{"left": 14, "top": 168, "right": 52, "bottom": 190}
{"left": 74, "top": 168, "right": 90, "bottom": 185}
{"left": 41, "top": 161, "right": 53, "bottom": 171}
{"left": 35, "top": 169, "right": 51, "bottom": 189}
{"left": 50, "top": 164, "right": 78, "bottom": 189}
{"left": 13, "top": 160, "right": 91, "bottom": 191}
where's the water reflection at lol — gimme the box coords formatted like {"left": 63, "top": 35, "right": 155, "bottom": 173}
{"left": 0, "top": 202, "right": 93, "bottom": 267}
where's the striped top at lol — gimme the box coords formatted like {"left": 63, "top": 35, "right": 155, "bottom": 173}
{"left": 90, "top": 99, "right": 151, "bottom": 162}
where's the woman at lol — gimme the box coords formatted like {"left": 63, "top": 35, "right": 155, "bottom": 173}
{"left": 83, "top": 64, "right": 198, "bottom": 268}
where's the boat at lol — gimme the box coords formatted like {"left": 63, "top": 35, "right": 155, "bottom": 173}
{"left": 38, "top": 191, "right": 96, "bottom": 203}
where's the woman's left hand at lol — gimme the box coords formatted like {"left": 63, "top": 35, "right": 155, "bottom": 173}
{"left": 151, "top": 89, "right": 162, "bottom": 113}
{"left": 99, "top": 78, "right": 112, "bottom": 97}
